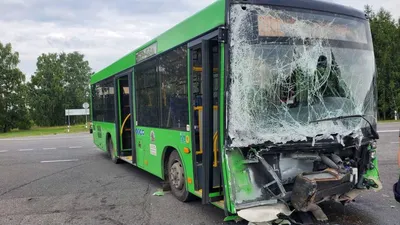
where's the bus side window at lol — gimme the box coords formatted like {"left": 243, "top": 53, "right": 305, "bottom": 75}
{"left": 159, "top": 45, "right": 189, "bottom": 130}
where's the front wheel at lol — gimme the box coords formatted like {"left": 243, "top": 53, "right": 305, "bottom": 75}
{"left": 107, "top": 137, "right": 120, "bottom": 164}
{"left": 167, "top": 151, "right": 193, "bottom": 202}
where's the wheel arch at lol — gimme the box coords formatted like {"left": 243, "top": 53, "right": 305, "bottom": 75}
{"left": 105, "top": 132, "right": 116, "bottom": 153}
{"left": 106, "top": 132, "right": 112, "bottom": 147}
{"left": 162, "top": 146, "right": 186, "bottom": 181}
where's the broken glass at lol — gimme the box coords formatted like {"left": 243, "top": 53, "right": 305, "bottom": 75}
{"left": 227, "top": 5, "right": 377, "bottom": 147}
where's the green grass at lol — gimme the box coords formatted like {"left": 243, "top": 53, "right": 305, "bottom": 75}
{"left": 378, "top": 120, "right": 400, "bottom": 123}
{"left": 0, "top": 124, "right": 89, "bottom": 139}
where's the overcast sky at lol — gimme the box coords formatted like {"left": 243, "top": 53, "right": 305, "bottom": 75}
{"left": 1, "top": 0, "right": 399, "bottom": 80}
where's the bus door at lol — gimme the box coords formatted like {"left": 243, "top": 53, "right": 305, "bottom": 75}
{"left": 115, "top": 72, "right": 136, "bottom": 164}
{"left": 189, "top": 35, "right": 222, "bottom": 204}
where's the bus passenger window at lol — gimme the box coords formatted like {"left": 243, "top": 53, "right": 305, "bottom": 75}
{"left": 159, "top": 45, "right": 189, "bottom": 130}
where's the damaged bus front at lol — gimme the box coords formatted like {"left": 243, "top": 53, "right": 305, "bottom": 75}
{"left": 224, "top": 1, "right": 381, "bottom": 223}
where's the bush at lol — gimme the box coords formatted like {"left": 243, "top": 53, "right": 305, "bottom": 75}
{"left": 17, "top": 116, "right": 33, "bottom": 130}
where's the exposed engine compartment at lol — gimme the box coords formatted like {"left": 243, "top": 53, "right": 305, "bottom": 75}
{"left": 228, "top": 137, "right": 381, "bottom": 222}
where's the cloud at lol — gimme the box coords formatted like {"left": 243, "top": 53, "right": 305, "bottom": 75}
{"left": 0, "top": 0, "right": 398, "bottom": 79}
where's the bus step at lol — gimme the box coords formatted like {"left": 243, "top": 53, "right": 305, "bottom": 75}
{"left": 194, "top": 189, "right": 224, "bottom": 199}
{"left": 120, "top": 156, "right": 134, "bottom": 164}
{"left": 211, "top": 200, "right": 225, "bottom": 209}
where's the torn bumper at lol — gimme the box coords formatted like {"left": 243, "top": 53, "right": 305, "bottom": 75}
{"left": 291, "top": 169, "right": 353, "bottom": 217}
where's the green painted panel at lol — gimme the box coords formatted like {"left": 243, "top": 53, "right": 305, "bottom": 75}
{"left": 90, "top": 0, "right": 225, "bottom": 85}
{"left": 92, "top": 121, "right": 117, "bottom": 153}
{"left": 364, "top": 145, "right": 382, "bottom": 190}
{"left": 134, "top": 127, "right": 195, "bottom": 193}
{"left": 219, "top": 44, "right": 236, "bottom": 213}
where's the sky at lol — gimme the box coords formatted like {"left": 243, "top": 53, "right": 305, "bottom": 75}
{"left": 1, "top": 0, "right": 399, "bottom": 80}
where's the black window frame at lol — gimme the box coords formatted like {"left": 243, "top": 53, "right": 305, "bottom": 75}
{"left": 135, "top": 57, "right": 161, "bottom": 128}
{"left": 159, "top": 45, "right": 189, "bottom": 130}
{"left": 91, "top": 76, "right": 116, "bottom": 123}
{"left": 134, "top": 43, "right": 189, "bottom": 131}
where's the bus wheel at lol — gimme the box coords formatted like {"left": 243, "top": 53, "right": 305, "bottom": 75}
{"left": 107, "top": 137, "right": 120, "bottom": 164}
{"left": 167, "top": 151, "right": 193, "bottom": 202}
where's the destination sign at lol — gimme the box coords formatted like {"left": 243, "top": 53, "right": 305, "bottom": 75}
{"left": 136, "top": 43, "right": 157, "bottom": 63}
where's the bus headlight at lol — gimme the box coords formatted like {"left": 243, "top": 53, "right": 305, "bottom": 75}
{"left": 370, "top": 151, "right": 376, "bottom": 159}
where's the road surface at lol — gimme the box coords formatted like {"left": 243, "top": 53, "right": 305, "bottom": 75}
{"left": 0, "top": 123, "right": 399, "bottom": 225}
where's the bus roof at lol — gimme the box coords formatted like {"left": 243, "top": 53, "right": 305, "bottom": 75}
{"left": 90, "top": 0, "right": 366, "bottom": 84}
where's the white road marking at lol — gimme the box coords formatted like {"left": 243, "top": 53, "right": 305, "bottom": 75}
{"left": 40, "top": 159, "right": 79, "bottom": 163}
{"left": 0, "top": 135, "right": 88, "bottom": 141}
{"left": 391, "top": 142, "right": 400, "bottom": 144}
{"left": 0, "top": 150, "right": 9, "bottom": 153}
{"left": 377, "top": 130, "right": 399, "bottom": 133}
{"left": 69, "top": 146, "right": 82, "bottom": 149}
{"left": 19, "top": 149, "right": 34, "bottom": 151}
{"left": 43, "top": 147, "right": 57, "bottom": 150}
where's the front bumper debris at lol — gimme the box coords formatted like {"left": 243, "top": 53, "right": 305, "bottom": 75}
{"left": 291, "top": 169, "right": 353, "bottom": 221}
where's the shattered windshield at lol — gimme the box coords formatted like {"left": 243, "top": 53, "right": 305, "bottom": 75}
{"left": 228, "top": 5, "right": 377, "bottom": 146}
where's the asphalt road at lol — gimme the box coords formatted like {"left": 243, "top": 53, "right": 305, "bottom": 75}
{"left": 0, "top": 123, "right": 399, "bottom": 225}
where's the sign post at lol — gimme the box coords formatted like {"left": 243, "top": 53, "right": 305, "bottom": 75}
{"left": 68, "top": 115, "right": 71, "bottom": 133}
{"left": 83, "top": 102, "right": 90, "bottom": 128}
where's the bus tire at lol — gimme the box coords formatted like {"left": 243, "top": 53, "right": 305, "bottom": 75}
{"left": 167, "top": 151, "right": 193, "bottom": 202}
{"left": 107, "top": 136, "right": 120, "bottom": 164}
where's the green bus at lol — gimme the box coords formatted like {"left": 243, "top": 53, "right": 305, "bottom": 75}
{"left": 90, "top": 0, "right": 381, "bottom": 223}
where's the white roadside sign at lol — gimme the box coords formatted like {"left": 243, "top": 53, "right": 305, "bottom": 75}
{"left": 65, "top": 109, "right": 90, "bottom": 116}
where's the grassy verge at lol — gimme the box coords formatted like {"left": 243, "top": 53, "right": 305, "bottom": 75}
{"left": 378, "top": 120, "right": 400, "bottom": 123}
{"left": 0, "top": 124, "right": 89, "bottom": 138}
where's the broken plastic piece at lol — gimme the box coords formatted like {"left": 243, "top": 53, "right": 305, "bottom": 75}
{"left": 152, "top": 190, "right": 164, "bottom": 196}
{"left": 238, "top": 203, "right": 292, "bottom": 223}
{"left": 306, "top": 203, "right": 328, "bottom": 221}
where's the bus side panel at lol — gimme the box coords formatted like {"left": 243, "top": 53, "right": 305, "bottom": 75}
{"left": 135, "top": 127, "right": 195, "bottom": 193}
{"left": 92, "top": 121, "right": 117, "bottom": 153}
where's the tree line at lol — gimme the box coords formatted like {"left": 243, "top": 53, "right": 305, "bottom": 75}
{"left": 0, "top": 42, "right": 92, "bottom": 133}
{"left": 0, "top": 5, "right": 399, "bottom": 133}
{"left": 365, "top": 6, "right": 400, "bottom": 120}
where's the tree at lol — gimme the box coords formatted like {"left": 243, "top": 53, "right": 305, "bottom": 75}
{"left": 27, "top": 52, "right": 92, "bottom": 126}
{"left": 365, "top": 6, "right": 400, "bottom": 120}
{"left": 63, "top": 52, "right": 92, "bottom": 110}
{"left": 0, "top": 42, "right": 31, "bottom": 132}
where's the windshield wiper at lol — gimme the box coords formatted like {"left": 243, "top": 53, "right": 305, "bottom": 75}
{"left": 310, "top": 115, "right": 379, "bottom": 139}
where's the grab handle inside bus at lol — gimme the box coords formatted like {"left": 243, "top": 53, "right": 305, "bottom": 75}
{"left": 120, "top": 114, "right": 131, "bottom": 136}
